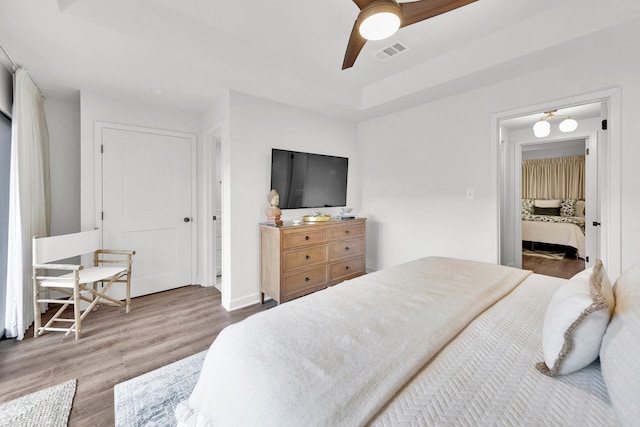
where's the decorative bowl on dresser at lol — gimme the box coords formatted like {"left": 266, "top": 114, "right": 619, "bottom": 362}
{"left": 260, "top": 218, "right": 366, "bottom": 304}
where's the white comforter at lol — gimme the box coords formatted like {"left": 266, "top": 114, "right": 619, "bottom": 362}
{"left": 372, "top": 273, "right": 613, "bottom": 425}
{"left": 176, "top": 257, "right": 531, "bottom": 426}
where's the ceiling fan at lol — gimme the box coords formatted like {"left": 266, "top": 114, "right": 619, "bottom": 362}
{"left": 342, "top": 0, "right": 478, "bottom": 69}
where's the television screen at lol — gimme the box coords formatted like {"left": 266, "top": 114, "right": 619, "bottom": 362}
{"left": 271, "top": 149, "right": 348, "bottom": 209}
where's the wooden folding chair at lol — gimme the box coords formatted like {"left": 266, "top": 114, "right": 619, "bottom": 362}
{"left": 32, "top": 229, "right": 135, "bottom": 340}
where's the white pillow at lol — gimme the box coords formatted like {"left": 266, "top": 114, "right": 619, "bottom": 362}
{"left": 575, "top": 200, "right": 586, "bottom": 217}
{"left": 537, "top": 260, "right": 615, "bottom": 376}
{"left": 600, "top": 261, "right": 640, "bottom": 425}
{"left": 534, "top": 199, "right": 561, "bottom": 208}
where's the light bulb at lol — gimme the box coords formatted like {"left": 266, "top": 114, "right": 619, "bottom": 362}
{"left": 559, "top": 118, "right": 578, "bottom": 133}
{"left": 533, "top": 120, "right": 551, "bottom": 138}
{"left": 359, "top": 12, "right": 401, "bottom": 40}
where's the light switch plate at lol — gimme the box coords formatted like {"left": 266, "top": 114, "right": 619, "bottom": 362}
{"left": 466, "top": 189, "right": 474, "bottom": 200}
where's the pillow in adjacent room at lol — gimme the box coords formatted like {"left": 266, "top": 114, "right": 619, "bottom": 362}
{"left": 533, "top": 206, "right": 560, "bottom": 216}
{"left": 536, "top": 259, "right": 615, "bottom": 376}
{"left": 534, "top": 199, "right": 561, "bottom": 208}
{"left": 522, "top": 198, "right": 535, "bottom": 216}
{"left": 575, "top": 200, "right": 586, "bottom": 217}
{"left": 560, "top": 198, "right": 577, "bottom": 217}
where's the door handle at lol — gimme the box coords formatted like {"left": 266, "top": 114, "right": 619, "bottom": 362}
{"left": 593, "top": 221, "right": 601, "bottom": 226}
{"left": 184, "top": 217, "right": 192, "bottom": 223}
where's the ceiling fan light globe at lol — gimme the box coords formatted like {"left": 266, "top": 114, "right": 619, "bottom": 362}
{"left": 533, "top": 120, "right": 550, "bottom": 138}
{"left": 359, "top": 12, "right": 401, "bottom": 40}
{"left": 559, "top": 118, "right": 578, "bottom": 133}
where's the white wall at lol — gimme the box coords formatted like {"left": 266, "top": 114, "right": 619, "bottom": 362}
{"left": 224, "top": 91, "right": 359, "bottom": 309}
{"left": 521, "top": 141, "right": 585, "bottom": 161}
{"left": 359, "top": 95, "right": 494, "bottom": 271}
{"left": 358, "top": 37, "right": 640, "bottom": 276}
{"left": 45, "top": 97, "right": 81, "bottom": 236}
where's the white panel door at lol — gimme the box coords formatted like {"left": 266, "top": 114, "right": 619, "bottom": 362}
{"left": 101, "top": 126, "right": 194, "bottom": 298}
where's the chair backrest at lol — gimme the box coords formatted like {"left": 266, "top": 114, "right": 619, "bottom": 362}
{"left": 33, "top": 229, "right": 101, "bottom": 265}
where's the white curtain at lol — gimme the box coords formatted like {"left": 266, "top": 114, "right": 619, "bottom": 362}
{"left": 4, "top": 68, "right": 50, "bottom": 340}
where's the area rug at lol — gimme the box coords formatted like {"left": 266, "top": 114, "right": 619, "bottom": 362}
{"left": 0, "top": 379, "right": 76, "bottom": 427}
{"left": 522, "top": 248, "right": 566, "bottom": 260}
{"left": 114, "top": 351, "right": 206, "bottom": 427}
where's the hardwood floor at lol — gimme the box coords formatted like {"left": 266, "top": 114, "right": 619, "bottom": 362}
{"left": 0, "top": 286, "right": 276, "bottom": 426}
{"left": 521, "top": 243, "right": 585, "bottom": 279}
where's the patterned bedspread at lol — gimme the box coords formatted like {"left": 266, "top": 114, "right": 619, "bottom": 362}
{"left": 523, "top": 214, "right": 585, "bottom": 233}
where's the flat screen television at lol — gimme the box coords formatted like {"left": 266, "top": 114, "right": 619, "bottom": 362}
{"left": 270, "top": 149, "right": 348, "bottom": 209}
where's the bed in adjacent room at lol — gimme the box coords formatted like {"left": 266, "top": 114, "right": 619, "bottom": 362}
{"left": 114, "top": 256, "right": 639, "bottom": 427}
{"left": 522, "top": 198, "right": 586, "bottom": 258}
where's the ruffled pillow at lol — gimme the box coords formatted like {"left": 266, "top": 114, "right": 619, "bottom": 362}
{"left": 537, "top": 260, "right": 615, "bottom": 376}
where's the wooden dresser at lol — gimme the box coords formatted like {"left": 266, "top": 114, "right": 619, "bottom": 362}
{"left": 260, "top": 218, "right": 366, "bottom": 304}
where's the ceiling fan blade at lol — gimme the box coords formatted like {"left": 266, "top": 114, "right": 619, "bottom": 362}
{"left": 342, "top": 22, "right": 367, "bottom": 70}
{"left": 399, "top": 0, "right": 477, "bottom": 28}
{"left": 352, "top": 0, "right": 378, "bottom": 10}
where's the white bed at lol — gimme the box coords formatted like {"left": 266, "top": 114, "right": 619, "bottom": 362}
{"left": 174, "top": 257, "right": 639, "bottom": 426}
{"left": 522, "top": 198, "right": 586, "bottom": 258}
{"left": 522, "top": 217, "right": 586, "bottom": 258}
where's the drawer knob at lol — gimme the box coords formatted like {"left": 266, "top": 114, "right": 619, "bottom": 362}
{"left": 345, "top": 265, "right": 350, "bottom": 270}
{"left": 305, "top": 255, "right": 310, "bottom": 260}
{"left": 305, "top": 235, "right": 310, "bottom": 240}
{"left": 345, "top": 230, "right": 350, "bottom": 234}
{"left": 305, "top": 277, "right": 310, "bottom": 282}
{"left": 345, "top": 246, "right": 350, "bottom": 251}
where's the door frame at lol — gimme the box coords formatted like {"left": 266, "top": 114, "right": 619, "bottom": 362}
{"left": 203, "top": 119, "right": 232, "bottom": 309}
{"left": 492, "top": 88, "right": 622, "bottom": 280}
{"left": 94, "top": 121, "right": 198, "bottom": 283}
{"left": 203, "top": 123, "right": 223, "bottom": 287}
{"left": 512, "top": 133, "right": 595, "bottom": 269}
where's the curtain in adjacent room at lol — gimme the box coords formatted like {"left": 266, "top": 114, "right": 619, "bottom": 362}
{"left": 522, "top": 155, "right": 585, "bottom": 200}
{"left": 5, "top": 68, "right": 50, "bottom": 340}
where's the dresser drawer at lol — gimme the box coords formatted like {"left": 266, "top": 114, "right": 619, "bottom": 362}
{"left": 329, "top": 238, "right": 364, "bottom": 261}
{"left": 330, "top": 256, "right": 364, "bottom": 281}
{"left": 283, "top": 229, "right": 329, "bottom": 249}
{"left": 284, "top": 245, "right": 328, "bottom": 272}
{"left": 330, "top": 224, "right": 364, "bottom": 240}
{"left": 284, "top": 266, "right": 328, "bottom": 295}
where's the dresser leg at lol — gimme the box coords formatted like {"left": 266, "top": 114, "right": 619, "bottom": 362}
{"left": 260, "top": 292, "right": 264, "bottom": 304}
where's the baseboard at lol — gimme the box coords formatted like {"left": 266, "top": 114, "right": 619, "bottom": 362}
{"left": 227, "top": 293, "right": 263, "bottom": 311}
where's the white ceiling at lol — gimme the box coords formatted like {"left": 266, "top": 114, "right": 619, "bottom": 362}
{"left": 1, "top": 0, "right": 640, "bottom": 120}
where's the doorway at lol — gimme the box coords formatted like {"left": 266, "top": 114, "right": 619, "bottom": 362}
{"left": 519, "top": 138, "right": 588, "bottom": 278}
{"left": 501, "top": 106, "right": 599, "bottom": 277}
{"left": 204, "top": 126, "right": 223, "bottom": 290}
{"left": 495, "top": 89, "right": 622, "bottom": 281}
